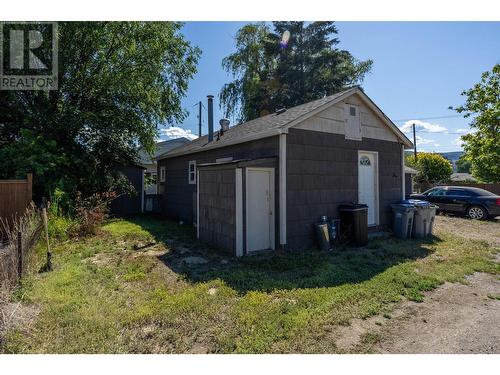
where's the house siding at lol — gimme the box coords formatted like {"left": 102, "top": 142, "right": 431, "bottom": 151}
{"left": 286, "top": 128, "right": 403, "bottom": 249}
{"left": 198, "top": 168, "right": 236, "bottom": 254}
{"left": 405, "top": 173, "right": 413, "bottom": 196}
{"left": 110, "top": 165, "right": 143, "bottom": 216}
{"left": 157, "top": 136, "right": 279, "bottom": 226}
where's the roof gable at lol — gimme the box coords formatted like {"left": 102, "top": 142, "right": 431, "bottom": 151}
{"left": 158, "top": 87, "right": 412, "bottom": 160}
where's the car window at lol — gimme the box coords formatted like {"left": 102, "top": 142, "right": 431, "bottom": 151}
{"left": 472, "top": 188, "right": 496, "bottom": 196}
{"left": 446, "top": 189, "right": 473, "bottom": 197}
{"left": 426, "top": 188, "right": 445, "bottom": 196}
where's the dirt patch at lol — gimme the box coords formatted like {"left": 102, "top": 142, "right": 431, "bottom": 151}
{"left": 435, "top": 215, "right": 500, "bottom": 248}
{"left": 335, "top": 272, "right": 500, "bottom": 353}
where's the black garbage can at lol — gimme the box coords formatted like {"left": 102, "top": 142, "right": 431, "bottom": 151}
{"left": 339, "top": 203, "right": 368, "bottom": 246}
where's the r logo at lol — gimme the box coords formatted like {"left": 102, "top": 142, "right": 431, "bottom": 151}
{"left": 1, "top": 22, "right": 58, "bottom": 90}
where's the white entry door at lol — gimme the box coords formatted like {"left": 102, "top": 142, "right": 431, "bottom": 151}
{"left": 246, "top": 168, "right": 275, "bottom": 252}
{"left": 358, "top": 152, "right": 378, "bottom": 226}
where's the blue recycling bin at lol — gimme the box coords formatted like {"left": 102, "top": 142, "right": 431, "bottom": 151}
{"left": 391, "top": 203, "right": 416, "bottom": 239}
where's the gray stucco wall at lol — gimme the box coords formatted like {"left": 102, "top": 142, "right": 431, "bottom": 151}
{"left": 286, "top": 128, "right": 403, "bottom": 249}
{"left": 157, "top": 136, "right": 279, "bottom": 225}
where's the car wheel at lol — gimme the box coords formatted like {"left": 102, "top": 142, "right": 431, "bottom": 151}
{"left": 467, "top": 205, "right": 487, "bottom": 220}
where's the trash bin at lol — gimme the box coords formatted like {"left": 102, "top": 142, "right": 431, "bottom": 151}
{"left": 391, "top": 203, "right": 416, "bottom": 239}
{"left": 408, "top": 200, "right": 429, "bottom": 238}
{"left": 339, "top": 203, "right": 368, "bottom": 246}
{"left": 401, "top": 199, "right": 438, "bottom": 238}
{"left": 314, "top": 218, "right": 332, "bottom": 251}
{"left": 426, "top": 203, "right": 438, "bottom": 236}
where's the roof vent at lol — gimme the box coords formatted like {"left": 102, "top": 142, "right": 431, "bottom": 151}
{"left": 219, "top": 118, "right": 230, "bottom": 131}
{"left": 275, "top": 108, "right": 286, "bottom": 115}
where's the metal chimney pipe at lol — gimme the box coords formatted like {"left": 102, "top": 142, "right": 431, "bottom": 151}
{"left": 207, "top": 95, "right": 214, "bottom": 142}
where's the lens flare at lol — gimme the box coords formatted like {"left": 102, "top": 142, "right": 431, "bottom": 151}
{"left": 280, "top": 30, "right": 290, "bottom": 49}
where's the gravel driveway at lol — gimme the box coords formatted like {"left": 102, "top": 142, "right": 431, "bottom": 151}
{"left": 376, "top": 272, "right": 499, "bottom": 353}
{"left": 335, "top": 215, "right": 500, "bottom": 354}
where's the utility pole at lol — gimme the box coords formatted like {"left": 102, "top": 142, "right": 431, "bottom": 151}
{"left": 197, "top": 101, "right": 202, "bottom": 137}
{"left": 412, "top": 123, "right": 417, "bottom": 161}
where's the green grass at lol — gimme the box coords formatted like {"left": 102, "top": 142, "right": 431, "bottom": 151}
{"left": 2, "top": 215, "right": 498, "bottom": 354}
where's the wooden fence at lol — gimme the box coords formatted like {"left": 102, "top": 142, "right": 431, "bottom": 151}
{"left": 0, "top": 174, "right": 33, "bottom": 237}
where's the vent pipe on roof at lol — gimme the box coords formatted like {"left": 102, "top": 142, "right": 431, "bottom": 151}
{"left": 207, "top": 95, "right": 214, "bottom": 142}
{"left": 219, "top": 118, "right": 230, "bottom": 131}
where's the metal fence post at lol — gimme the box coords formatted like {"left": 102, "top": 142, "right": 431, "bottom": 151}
{"left": 17, "top": 230, "right": 22, "bottom": 278}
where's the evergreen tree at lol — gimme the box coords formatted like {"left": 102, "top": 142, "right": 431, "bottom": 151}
{"left": 220, "top": 22, "right": 372, "bottom": 122}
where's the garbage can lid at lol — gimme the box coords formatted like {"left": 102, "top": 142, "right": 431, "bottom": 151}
{"left": 391, "top": 203, "right": 415, "bottom": 210}
{"left": 339, "top": 203, "right": 368, "bottom": 211}
{"left": 400, "top": 199, "right": 431, "bottom": 207}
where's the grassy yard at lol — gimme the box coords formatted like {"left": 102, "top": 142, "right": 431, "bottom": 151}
{"left": 1, "top": 215, "right": 498, "bottom": 353}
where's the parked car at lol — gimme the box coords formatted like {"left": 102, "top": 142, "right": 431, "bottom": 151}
{"left": 410, "top": 186, "right": 500, "bottom": 220}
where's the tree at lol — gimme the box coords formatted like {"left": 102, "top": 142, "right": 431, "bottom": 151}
{"left": 0, "top": 22, "right": 200, "bottom": 199}
{"left": 220, "top": 22, "right": 373, "bottom": 122}
{"left": 406, "top": 153, "right": 453, "bottom": 185}
{"left": 456, "top": 156, "right": 472, "bottom": 173}
{"left": 451, "top": 64, "right": 500, "bottom": 183}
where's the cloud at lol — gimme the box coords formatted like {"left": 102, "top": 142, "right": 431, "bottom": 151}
{"left": 160, "top": 126, "right": 198, "bottom": 141}
{"left": 455, "top": 128, "right": 469, "bottom": 134}
{"left": 452, "top": 136, "right": 465, "bottom": 147}
{"left": 399, "top": 120, "right": 448, "bottom": 134}
{"left": 415, "top": 135, "right": 439, "bottom": 146}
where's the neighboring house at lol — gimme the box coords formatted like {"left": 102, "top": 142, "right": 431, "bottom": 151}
{"left": 450, "top": 172, "right": 476, "bottom": 182}
{"left": 156, "top": 87, "right": 413, "bottom": 255}
{"left": 110, "top": 139, "right": 190, "bottom": 216}
{"left": 109, "top": 163, "right": 146, "bottom": 217}
{"left": 404, "top": 166, "right": 418, "bottom": 196}
{"left": 138, "top": 138, "right": 190, "bottom": 194}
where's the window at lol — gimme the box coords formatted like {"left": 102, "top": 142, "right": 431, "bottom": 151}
{"left": 349, "top": 106, "right": 356, "bottom": 116}
{"left": 446, "top": 189, "right": 473, "bottom": 197}
{"left": 188, "top": 160, "right": 196, "bottom": 184}
{"left": 359, "top": 156, "right": 371, "bottom": 166}
{"left": 160, "top": 167, "right": 166, "bottom": 182}
{"left": 426, "top": 188, "right": 445, "bottom": 197}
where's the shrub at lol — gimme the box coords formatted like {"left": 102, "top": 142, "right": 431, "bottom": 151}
{"left": 406, "top": 153, "right": 453, "bottom": 184}
{"left": 47, "top": 188, "right": 76, "bottom": 240}
{"left": 71, "top": 191, "right": 118, "bottom": 237}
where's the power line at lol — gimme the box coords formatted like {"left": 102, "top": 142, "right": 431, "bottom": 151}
{"left": 414, "top": 130, "right": 468, "bottom": 134}
{"left": 394, "top": 114, "right": 463, "bottom": 122}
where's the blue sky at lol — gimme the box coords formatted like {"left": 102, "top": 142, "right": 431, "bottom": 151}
{"left": 160, "top": 22, "right": 500, "bottom": 152}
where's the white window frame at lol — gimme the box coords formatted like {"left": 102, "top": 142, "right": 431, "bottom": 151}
{"left": 188, "top": 160, "right": 197, "bottom": 184}
{"left": 160, "top": 166, "right": 166, "bottom": 182}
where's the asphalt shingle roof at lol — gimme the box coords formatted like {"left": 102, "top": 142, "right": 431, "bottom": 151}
{"left": 159, "top": 88, "right": 355, "bottom": 159}
{"left": 139, "top": 138, "right": 190, "bottom": 164}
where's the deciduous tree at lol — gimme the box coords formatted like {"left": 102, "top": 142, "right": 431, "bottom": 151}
{"left": 406, "top": 152, "right": 453, "bottom": 185}
{"left": 452, "top": 64, "right": 500, "bottom": 183}
{"left": 0, "top": 22, "right": 200, "bottom": 199}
